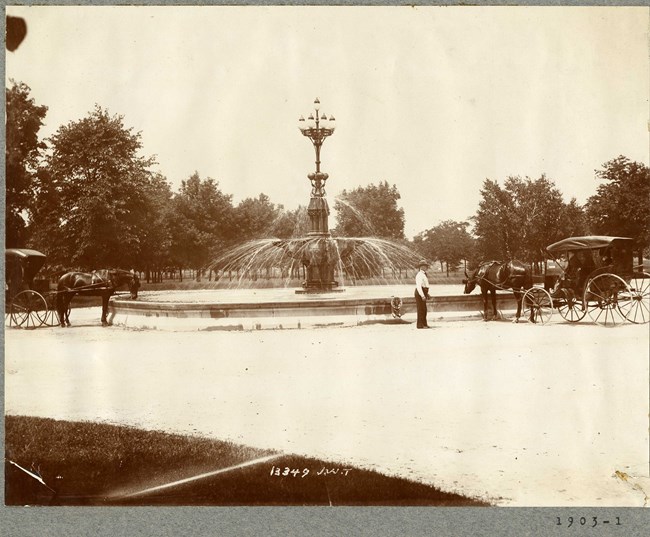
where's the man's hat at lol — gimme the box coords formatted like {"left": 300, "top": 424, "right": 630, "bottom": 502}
{"left": 418, "top": 259, "right": 430, "bottom": 267}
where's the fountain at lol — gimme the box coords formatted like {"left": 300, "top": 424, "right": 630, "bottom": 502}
{"left": 202, "top": 98, "right": 422, "bottom": 293}
{"left": 109, "top": 99, "right": 514, "bottom": 330}
{"left": 207, "top": 99, "right": 421, "bottom": 290}
{"left": 296, "top": 97, "right": 340, "bottom": 292}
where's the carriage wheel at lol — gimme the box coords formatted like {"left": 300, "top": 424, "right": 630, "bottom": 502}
{"left": 584, "top": 274, "right": 629, "bottom": 327}
{"left": 522, "top": 287, "right": 553, "bottom": 325}
{"left": 556, "top": 289, "right": 587, "bottom": 323}
{"left": 42, "top": 293, "right": 63, "bottom": 326}
{"left": 10, "top": 290, "right": 48, "bottom": 328}
{"left": 618, "top": 272, "right": 650, "bottom": 324}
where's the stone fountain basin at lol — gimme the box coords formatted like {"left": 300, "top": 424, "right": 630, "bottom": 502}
{"left": 109, "top": 285, "right": 517, "bottom": 331}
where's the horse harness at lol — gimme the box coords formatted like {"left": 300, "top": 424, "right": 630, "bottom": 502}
{"left": 91, "top": 270, "right": 114, "bottom": 288}
{"left": 471, "top": 261, "right": 524, "bottom": 292}
{"left": 60, "top": 270, "right": 119, "bottom": 293}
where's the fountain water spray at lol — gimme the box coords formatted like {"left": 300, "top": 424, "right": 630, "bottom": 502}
{"left": 208, "top": 235, "right": 421, "bottom": 290}
{"left": 208, "top": 99, "right": 421, "bottom": 292}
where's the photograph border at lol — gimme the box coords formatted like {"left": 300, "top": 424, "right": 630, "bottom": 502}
{"left": 1, "top": 1, "right": 648, "bottom": 535}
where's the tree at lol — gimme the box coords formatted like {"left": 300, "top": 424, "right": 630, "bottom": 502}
{"left": 415, "top": 220, "right": 475, "bottom": 275}
{"left": 333, "top": 181, "right": 405, "bottom": 239}
{"left": 5, "top": 81, "right": 48, "bottom": 247}
{"left": 473, "top": 175, "right": 584, "bottom": 266}
{"left": 585, "top": 156, "right": 650, "bottom": 260}
{"left": 136, "top": 173, "right": 175, "bottom": 281}
{"left": 32, "top": 106, "right": 156, "bottom": 268}
{"left": 28, "top": 166, "right": 65, "bottom": 269}
{"left": 508, "top": 175, "right": 573, "bottom": 263}
{"left": 270, "top": 206, "right": 310, "bottom": 239}
{"left": 168, "top": 172, "right": 235, "bottom": 274}
{"left": 473, "top": 178, "right": 520, "bottom": 260}
{"left": 557, "top": 198, "right": 588, "bottom": 239}
{"left": 233, "top": 193, "right": 282, "bottom": 241}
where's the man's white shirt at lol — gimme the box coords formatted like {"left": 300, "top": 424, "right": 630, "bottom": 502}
{"left": 415, "top": 269, "right": 429, "bottom": 299}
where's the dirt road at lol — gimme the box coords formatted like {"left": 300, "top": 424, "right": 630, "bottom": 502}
{"left": 4, "top": 310, "right": 649, "bottom": 506}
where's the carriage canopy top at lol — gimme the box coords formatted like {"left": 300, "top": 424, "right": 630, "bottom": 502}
{"left": 6, "top": 248, "right": 46, "bottom": 259}
{"left": 546, "top": 236, "right": 634, "bottom": 255}
{"left": 5, "top": 248, "right": 47, "bottom": 282}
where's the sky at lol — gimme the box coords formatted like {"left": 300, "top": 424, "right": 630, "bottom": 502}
{"left": 5, "top": 5, "right": 649, "bottom": 238}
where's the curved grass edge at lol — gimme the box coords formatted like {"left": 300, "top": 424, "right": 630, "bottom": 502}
{"left": 5, "top": 415, "right": 491, "bottom": 507}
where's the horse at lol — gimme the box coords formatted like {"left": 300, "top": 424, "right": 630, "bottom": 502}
{"left": 56, "top": 269, "right": 139, "bottom": 327}
{"left": 463, "top": 260, "right": 531, "bottom": 322}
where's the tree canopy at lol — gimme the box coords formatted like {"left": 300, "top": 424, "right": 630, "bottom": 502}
{"left": 30, "top": 106, "right": 156, "bottom": 269}
{"left": 8, "top": 78, "right": 644, "bottom": 279}
{"left": 233, "top": 193, "right": 282, "bottom": 241}
{"left": 270, "top": 206, "right": 310, "bottom": 239}
{"left": 5, "top": 81, "right": 48, "bottom": 247}
{"left": 585, "top": 156, "right": 650, "bottom": 251}
{"left": 333, "top": 181, "right": 405, "bottom": 239}
{"left": 136, "top": 173, "right": 175, "bottom": 278}
{"left": 473, "top": 175, "right": 586, "bottom": 264}
{"left": 414, "top": 220, "right": 475, "bottom": 275}
{"left": 168, "top": 172, "right": 235, "bottom": 271}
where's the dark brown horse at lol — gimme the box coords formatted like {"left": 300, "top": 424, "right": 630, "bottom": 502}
{"left": 463, "top": 260, "right": 531, "bottom": 322}
{"left": 56, "top": 269, "right": 139, "bottom": 326}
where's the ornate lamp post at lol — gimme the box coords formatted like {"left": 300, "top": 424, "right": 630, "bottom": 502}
{"left": 298, "top": 98, "right": 336, "bottom": 235}
{"left": 297, "top": 98, "right": 340, "bottom": 292}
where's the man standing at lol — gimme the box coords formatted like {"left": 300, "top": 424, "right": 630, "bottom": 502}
{"left": 415, "top": 260, "right": 431, "bottom": 328}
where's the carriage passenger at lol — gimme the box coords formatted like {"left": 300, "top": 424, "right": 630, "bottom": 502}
{"left": 567, "top": 252, "right": 581, "bottom": 275}
{"left": 611, "top": 244, "right": 632, "bottom": 276}
{"left": 577, "top": 251, "right": 595, "bottom": 289}
{"left": 552, "top": 252, "right": 583, "bottom": 297}
{"left": 564, "top": 252, "right": 582, "bottom": 285}
{"left": 599, "top": 247, "right": 612, "bottom": 268}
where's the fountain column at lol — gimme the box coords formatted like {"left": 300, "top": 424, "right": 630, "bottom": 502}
{"left": 298, "top": 98, "right": 340, "bottom": 292}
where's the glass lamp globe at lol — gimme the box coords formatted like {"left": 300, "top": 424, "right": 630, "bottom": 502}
{"left": 319, "top": 113, "right": 329, "bottom": 129}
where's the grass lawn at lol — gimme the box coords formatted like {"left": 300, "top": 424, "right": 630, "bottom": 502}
{"left": 5, "top": 415, "right": 489, "bottom": 506}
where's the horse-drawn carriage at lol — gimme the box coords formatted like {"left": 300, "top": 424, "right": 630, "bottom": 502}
{"left": 520, "top": 236, "right": 649, "bottom": 326}
{"left": 6, "top": 248, "right": 57, "bottom": 327}
{"left": 5, "top": 248, "right": 139, "bottom": 328}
